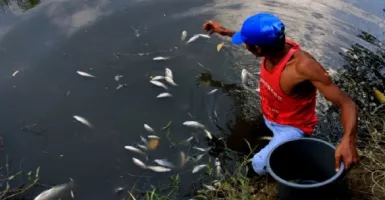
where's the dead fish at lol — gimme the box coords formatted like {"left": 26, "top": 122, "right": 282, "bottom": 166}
{"left": 193, "top": 153, "right": 205, "bottom": 162}
{"left": 207, "top": 89, "right": 218, "bottom": 95}
{"left": 157, "top": 92, "right": 172, "bottom": 98}
{"left": 259, "top": 136, "right": 273, "bottom": 141}
{"left": 132, "top": 157, "right": 147, "bottom": 169}
{"left": 151, "top": 76, "right": 164, "bottom": 81}
{"left": 165, "top": 68, "right": 173, "bottom": 79}
{"left": 203, "top": 184, "right": 215, "bottom": 191}
{"left": 76, "top": 71, "right": 95, "bottom": 78}
{"left": 147, "top": 166, "right": 171, "bottom": 172}
{"left": 150, "top": 80, "right": 168, "bottom": 90}
{"left": 340, "top": 47, "right": 349, "bottom": 53}
{"left": 153, "top": 56, "right": 170, "bottom": 61}
{"left": 12, "top": 70, "right": 19, "bottom": 77}
{"left": 144, "top": 124, "right": 155, "bottom": 134}
{"left": 73, "top": 115, "right": 93, "bottom": 128}
{"left": 147, "top": 135, "right": 160, "bottom": 139}
{"left": 140, "top": 136, "right": 148, "bottom": 144}
{"left": 116, "top": 84, "right": 124, "bottom": 90}
{"left": 114, "top": 187, "right": 125, "bottom": 194}
{"left": 192, "top": 164, "right": 207, "bottom": 173}
{"left": 34, "top": 181, "right": 74, "bottom": 200}
{"left": 114, "top": 75, "right": 123, "bottom": 81}
{"left": 154, "top": 159, "right": 175, "bottom": 168}
{"left": 183, "top": 121, "right": 205, "bottom": 129}
{"left": 198, "top": 34, "right": 211, "bottom": 39}
{"left": 185, "top": 136, "right": 194, "bottom": 142}
{"left": 193, "top": 146, "right": 210, "bottom": 152}
{"left": 124, "top": 146, "right": 146, "bottom": 156}
{"left": 180, "top": 151, "right": 186, "bottom": 168}
{"left": 217, "top": 42, "right": 225, "bottom": 52}
{"left": 241, "top": 69, "right": 251, "bottom": 85}
{"left": 186, "top": 34, "right": 200, "bottom": 44}
{"left": 70, "top": 190, "right": 75, "bottom": 199}
{"left": 165, "top": 76, "right": 178, "bottom": 86}
{"left": 137, "top": 144, "right": 148, "bottom": 151}
{"left": 204, "top": 129, "right": 213, "bottom": 140}
{"left": 181, "top": 30, "right": 187, "bottom": 41}
{"left": 215, "top": 158, "right": 222, "bottom": 177}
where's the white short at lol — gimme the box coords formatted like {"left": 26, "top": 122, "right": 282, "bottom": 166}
{"left": 251, "top": 117, "right": 305, "bottom": 175}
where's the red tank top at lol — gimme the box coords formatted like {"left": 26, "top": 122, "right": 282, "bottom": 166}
{"left": 259, "top": 40, "right": 317, "bottom": 135}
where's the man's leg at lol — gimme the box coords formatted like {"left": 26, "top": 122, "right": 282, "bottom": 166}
{"left": 251, "top": 119, "right": 305, "bottom": 175}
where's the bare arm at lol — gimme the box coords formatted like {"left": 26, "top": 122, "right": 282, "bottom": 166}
{"left": 296, "top": 52, "right": 359, "bottom": 171}
{"left": 203, "top": 21, "right": 236, "bottom": 37}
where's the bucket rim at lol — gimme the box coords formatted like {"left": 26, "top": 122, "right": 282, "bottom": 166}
{"left": 266, "top": 137, "right": 345, "bottom": 189}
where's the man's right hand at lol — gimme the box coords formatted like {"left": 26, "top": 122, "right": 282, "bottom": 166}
{"left": 203, "top": 21, "right": 234, "bottom": 37}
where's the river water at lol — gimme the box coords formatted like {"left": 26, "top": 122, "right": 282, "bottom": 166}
{"left": 0, "top": 0, "right": 383, "bottom": 199}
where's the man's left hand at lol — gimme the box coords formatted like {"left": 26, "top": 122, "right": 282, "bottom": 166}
{"left": 335, "top": 137, "right": 359, "bottom": 172}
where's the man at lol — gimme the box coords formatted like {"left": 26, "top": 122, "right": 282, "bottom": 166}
{"left": 203, "top": 13, "right": 359, "bottom": 175}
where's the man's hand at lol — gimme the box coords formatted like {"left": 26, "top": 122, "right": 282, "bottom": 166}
{"left": 335, "top": 137, "right": 359, "bottom": 171}
{"left": 203, "top": 21, "right": 235, "bottom": 37}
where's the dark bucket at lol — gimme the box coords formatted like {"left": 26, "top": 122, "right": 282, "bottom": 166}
{"left": 266, "top": 138, "right": 346, "bottom": 200}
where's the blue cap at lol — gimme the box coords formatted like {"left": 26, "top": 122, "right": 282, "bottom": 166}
{"left": 232, "top": 13, "right": 285, "bottom": 46}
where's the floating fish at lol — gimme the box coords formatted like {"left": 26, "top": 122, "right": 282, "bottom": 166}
{"left": 183, "top": 121, "right": 205, "bottom": 129}
{"left": 374, "top": 87, "right": 385, "bottom": 103}
{"left": 73, "top": 115, "right": 93, "bottom": 128}
{"left": 192, "top": 164, "right": 207, "bottom": 173}
{"left": 12, "top": 70, "right": 19, "bottom": 77}
{"left": 153, "top": 56, "right": 170, "bottom": 61}
{"left": 193, "top": 146, "right": 210, "bottom": 152}
{"left": 194, "top": 153, "right": 205, "bottom": 162}
{"left": 340, "top": 47, "right": 349, "bottom": 53}
{"left": 76, "top": 71, "right": 95, "bottom": 78}
{"left": 241, "top": 69, "right": 251, "bottom": 85}
{"left": 144, "top": 124, "right": 155, "bottom": 134}
{"left": 150, "top": 80, "right": 168, "bottom": 90}
{"left": 140, "top": 136, "right": 148, "bottom": 144}
{"left": 207, "top": 89, "right": 218, "bottom": 95}
{"left": 147, "top": 166, "right": 171, "bottom": 172}
{"left": 116, "top": 84, "right": 124, "bottom": 90}
{"left": 165, "top": 77, "right": 178, "bottom": 86}
{"left": 70, "top": 190, "right": 75, "bottom": 199}
{"left": 197, "top": 34, "right": 211, "bottom": 39}
{"left": 203, "top": 184, "right": 215, "bottom": 191}
{"left": 215, "top": 158, "right": 222, "bottom": 177}
{"left": 181, "top": 31, "right": 187, "bottom": 41}
{"left": 217, "top": 42, "right": 225, "bottom": 52}
{"left": 132, "top": 157, "right": 147, "bottom": 169}
{"left": 151, "top": 76, "right": 164, "bottom": 81}
{"left": 154, "top": 159, "right": 175, "bottom": 168}
{"left": 114, "top": 75, "right": 123, "bottom": 81}
{"left": 34, "top": 181, "right": 74, "bottom": 200}
{"left": 186, "top": 34, "right": 200, "bottom": 44}
{"left": 180, "top": 151, "right": 186, "bottom": 168}
{"left": 185, "top": 136, "right": 194, "bottom": 142}
{"left": 165, "top": 68, "right": 173, "bottom": 79}
{"left": 259, "top": 136, "right": 273, "bottom": 141}
{"left": 137, "top": 144, "right": 148, "bottom": 151}
{"left": 204, "top": 129, "right": 213, "bottom": 140}
{"left": 124, "top": 146, "right": 146, "bottom": 156}
{"left": 147, "top": 139, "right": 160, "bottom": 150}
{"left": 147, "top": 135, "right": 160, "bottom": 139}
{"left": 157, "top": 92, "right": 172, "bottom": 98}
{"left": 114, "top": 187, "right": 125, "bottom": 194}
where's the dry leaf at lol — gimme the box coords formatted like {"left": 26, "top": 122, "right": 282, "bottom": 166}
{"left": 217, "top": 42, "right": 224, "bottom": 52}
{"left": 374, "top": 87, "right": 385, "bottom": 103}
{"left": 147, "top": 139, "right": 159, "bottom": 150}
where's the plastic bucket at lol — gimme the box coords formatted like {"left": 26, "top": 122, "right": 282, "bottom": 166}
{"left": 266, "top": 138, "right": 345, "bottom": 200}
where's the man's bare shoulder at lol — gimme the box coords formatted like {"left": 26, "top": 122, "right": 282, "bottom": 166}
{"left": 293, "top": 50, "right": 329, "bottom": 82}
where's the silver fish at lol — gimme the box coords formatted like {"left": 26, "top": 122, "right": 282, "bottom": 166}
{"left": 147, "top": 166, "right": 171, "bottom": 172}
{"left": 204, "top": 129, "right": 213, "bottom": 140}
{"left": 34, "top": 181, "right": 74, "bottom": 200}
{"left": 157, "top": 92, "right": 172, "bottom": 98}
{"left": 114, "top": 187, "right": 125, "bottom": 194}
{"left": 192, "top": 164, "right": 207, "bottom": 173}
{"left": 73, "top": 115, "right": 93, "bottom": 128}
{"left": 165, "top": 68, "right": 173, "bottom": 79}
{"left": 137, "top": 144, "right": 148, "bottom": 151}
{"left": 185, "top": 136, "right": 194, "bottom": 142}
{"left": 186, "top": 34, "right": 200, "bottom": 44}
{"left": 151, "top": 76, "right": 164, "bottom": 81}
{"left": 153, "top": 56, "right": 170, "bottom": 61}
{"left": 203, "top": 184, "right": 215, "bottom": 191}
{"left": 183, "top": 121, "right": 205, "bottom": 129}
{"left": 132, "top": 157, "right": 147, "bottom": 169}
{"left": 125, "top": 146, "right": 146, "bottom": 156}
{"left": 150, "top": 80, "right": 168, "bottom": 90}
{"left": 76, "top": 71, "right": 96, "bottom": 78}
{"left": 116, "top": 84, "right": 124, "bottom": 90}
{"left": 70, "top": 190, "right": 75, "bottom": 199}
{"left": 194, "top": 153, "right": 205, "bottom": 162}
{"left": 198, "top": 34, "right": 211, "bottom": 38}
{"left": 165, "top": 77, "right": 178, "bottom": 86}
{"left": 144, "top": 124, "right": 156, "bottom": 134}
{"left": 140, "top": 136, "right": 148, "bottom": 144}
{"left": 154, "top": 159, "right": 175, "bottom": 168}
{"left": 147, "top": 135, "right": 160, "bottom": 139}
{"left": 114, "top": 75, "right": 123, "bottom": 81}
{"left": 12, "top": 70, "right": 19, "bottom": 77}
{"left": 207, "top": 89, "right": 218, "bottom": 95}
{"left": 241, "top": 69, "right": 249, "bottom": 85}
{"left": 193, "top": 146, "right": 210, "bottom": 152}
{"left": 181, "top": 30, "right": 187, "bottom": 41}
{"left": 215, "top": 158, "right": 222, "bottom": 177}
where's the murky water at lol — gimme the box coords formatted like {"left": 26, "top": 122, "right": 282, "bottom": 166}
{"left": 0, "top": 0, "right": 383, "bottom": 199}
